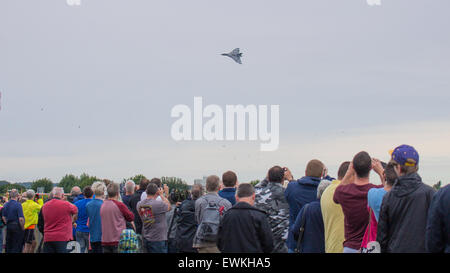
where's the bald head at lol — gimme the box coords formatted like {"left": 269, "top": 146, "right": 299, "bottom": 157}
{"left": 52, "top": 187, "right": 65, "bottom": 199}
{"left": 71, "top": 186, "right": 81, "bottom": 196}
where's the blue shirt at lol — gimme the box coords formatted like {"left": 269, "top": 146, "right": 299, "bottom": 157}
{"left": 1, "top": 200, "right": 24, "bottom": 223}
{"left": 122, "top": 194, "right": 132, "bottom": 210}
{"left": 85, "top": 198, "right": 103, "bottom": 242}
{"left": 75, "top": 198, "right": 93, "bottom": 233}
{"left": 218, "top": 188, "right": 237, "bottom": 205}
{"left": 368, "top": 187, "right": 387, "bottom": 222}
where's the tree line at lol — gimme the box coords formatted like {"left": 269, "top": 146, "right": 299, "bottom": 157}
{"left": 0, "top": 174, "right": 191, "bottom": 195}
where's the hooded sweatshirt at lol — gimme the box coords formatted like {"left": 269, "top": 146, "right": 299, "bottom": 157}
{"left": 377, "top": 172, "right": 435, "bottom": 253}
{"left": 284, "top": 176, "right": 322, "bottom": 250}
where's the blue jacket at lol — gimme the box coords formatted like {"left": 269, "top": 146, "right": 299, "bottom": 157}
{"left": 284, "top": 176, "right": 322, "bottom": 251}
{"left": 75, "top": 198, "right": 93, "bottom": 233}
{"left": 218, "top": 188, "right": 237, "bottom": 206}
{"left": 290, "top": 200, "right": 325, "bottom": 253}
{"left": 85, "top": 198, "right": 103, "bottom": 242}
{"left": 426, "top": 184, "right": 450, "bottom": 253}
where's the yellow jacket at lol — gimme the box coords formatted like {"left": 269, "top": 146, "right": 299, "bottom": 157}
{"left": 22, "top": 199, "right": 43, "bottom": 229}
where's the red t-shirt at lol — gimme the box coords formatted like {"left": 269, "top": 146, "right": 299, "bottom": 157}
{"left": 42, "top": 198, "right": 78, "bottom": 242}
{"left": 333, "top": 183, "right": 382, "bottom": 250}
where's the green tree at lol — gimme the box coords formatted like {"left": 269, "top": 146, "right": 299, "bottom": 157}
{"left": 58, "top": 174, "right": 80, "bottom": 193}
{"left": 161, "top": 177, "right": 190, "bottom": 202}
{"left": 79, "top": 173, "right": 99, "bottom": 189}
{"left": 250, "top": 180, "right": 260, "bottom": 187}
{"left": 0, "top": 183, "right": 27, "bottom": 194}
{"left": 31, "top": 178, "right": 54, "bottom": 193}
{"left": 161, "top": 176, "right": 189, "bottom": 192}
{"left": 122, "top": 174, "right": 147, "bottom": 187}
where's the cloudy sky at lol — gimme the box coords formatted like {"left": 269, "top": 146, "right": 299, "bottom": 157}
{"left": 1, "top": 0, "right": 449, "bottom": 186}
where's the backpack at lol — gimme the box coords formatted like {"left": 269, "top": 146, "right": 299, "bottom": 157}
{"left": 195, "top": 197, "right": 222, "bottom": 242}
{"left": 118, "top": 229, "right": 139, "bottom": 253}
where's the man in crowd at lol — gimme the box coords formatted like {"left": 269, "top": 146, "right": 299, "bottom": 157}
{"left": 218, "top": 171, "right": 238, "bottom": 205}
{"left": 137, "top": 182, "right": 171, "bottom": 253}
{"left": 320, "top": 161, "right": 350, "bottom": 253}
{"left": 368, "top": 161, "right": 396, "bottom": 222}
{"left": 176, "top": 184, "right": 203, "bottom": 253}
{"left": 130, "top": 178, "right": 150, "bottom": 236}
{"left": 86, "top": 181, "right": 106, "bottom": 253}
{"left": 284, "top": 159, "right": 329, "bottom": 253}
{"left": 333, "top": 151, "right": 384, "bottom": 253}
{"left": 166, "top": 192, "right": 180, "bottom": 253}
{"left": 254, "top": 166, "right": 290, "bottom": 253}
{"left": 100, "top": 183, "right": 135, "bottom": 253}
{"left": 74, "top": 186, "right": 94, "bottom": 253}
{"left": 377, "top": 145, "right": 435, "bottom": 253}
{"left": 122, "top": 180, "right": 135, "bottom": 210}
{"left": 217, "top": 183, "right": 273, "bottom": 253}
{"left": 291, "top": 180, "right": 331, "bottom": 253}
{"left": 193, "top": 175, "right": 232, "bottom": 253}
{"left": 68, "top": 186, "right": 82, "bottom": 203}
{"left": 22, "top": 189, "right": 43, "bottom": 253}
{"left": 1, "top": 189, "right": 25, "bottom": 253}
{"left": 140, "top": 178, "right": 164, "bottom": 201}
{"left": 41, "top": 187, "right": 78, "bottom": 253}
{"left": 426, "top": 184, "right": 450, "bottom": 253}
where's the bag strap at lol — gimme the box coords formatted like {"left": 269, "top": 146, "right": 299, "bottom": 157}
{"left": 296, "top": 203, "right": 310, "bottom": 253}
{"left": 367, "top": 208, "right": 373, "bottom": 240}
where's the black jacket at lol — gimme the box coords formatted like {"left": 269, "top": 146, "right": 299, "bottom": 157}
{"left": 217, "top": 202, "right": 274, "bottom": 253}
{"left": 129, "top": 190, "right": 145, "bottom": 234}
{"left": 175, "top": 199, "right": 198, "bottom": 253}
{"left": 377, "top": 173, "right": 435, "bottom": 253}
{"left": 426, "top": 184, "right": 450, "bottom": 253}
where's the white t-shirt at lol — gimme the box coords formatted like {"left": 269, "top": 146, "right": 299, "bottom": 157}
{"left": 140, "top": 191, "right": 162, "bottom": 201}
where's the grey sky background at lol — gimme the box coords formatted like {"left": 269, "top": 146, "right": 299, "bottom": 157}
{"left": 1, "top": 0, "right": 449, "bottom": 185}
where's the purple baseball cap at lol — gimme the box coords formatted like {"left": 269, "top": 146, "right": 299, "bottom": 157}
{"left": 391, "top": 144, "right": 419, "bottom": 166}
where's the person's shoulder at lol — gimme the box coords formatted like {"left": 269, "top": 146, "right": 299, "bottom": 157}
{"left": 368, "top": 187, "right": 383, "bottom": 197}
{"left": 306, "top": 201, "right": 321, "bottom": 213}
{"left": 85, "top": 200, "right": 93, "bottom": 209}
{"left": 421, "top": 183, "right": 435, "bottom": 193}
{"left": 334, "top": 183, "right": 348, "bottom": 193}
{"left": 285, "top": 180, "right": 297, "bottom": 190}
{"left": 322, "top": 182, "right": 338, "bottom": 196}
{"left": 67, "top": 200, "right": 78, "bottom": 209}
{"left": 154, "top": 199, "right": 167, "bottom": 207}
{"left": 434, "top": 184, "right": 450, "bottom": 200}
{"left": 196, "top": 195, "right": 207, "bottom": 203}
{"left": 136, "top": 199, "right": 145, "bottom": 207}
{"left": 270, "top": 183, "right": 286, "bottom": 195}
{"left": 246, "top": 205, "right": 267, "bottom": 218}
{"left": 111, "top": 199, "right": 128, "bottom": 209}
{"left": 219, "top": 197, "right": 232, "bottom": 207}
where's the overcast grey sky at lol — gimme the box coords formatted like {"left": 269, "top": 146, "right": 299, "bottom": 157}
{"left": 1, "top": 0, "right": 449, "bottom": 185}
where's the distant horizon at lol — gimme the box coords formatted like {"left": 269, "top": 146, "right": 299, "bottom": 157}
{"left": 1, "top": 1, "right": 449, "bottom": 189}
